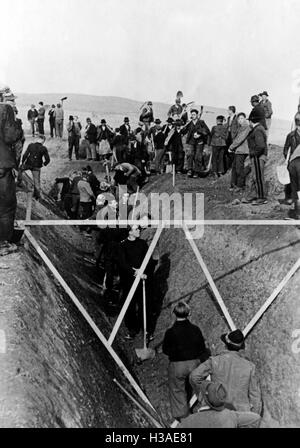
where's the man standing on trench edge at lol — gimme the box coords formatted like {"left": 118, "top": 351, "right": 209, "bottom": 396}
{"left": 189, "top": 329, "right": 262, "bottom": 416}
{"left": 0, "top": 86, "right": 24, "bottom": 254}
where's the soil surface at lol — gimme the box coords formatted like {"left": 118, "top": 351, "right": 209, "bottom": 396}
{"left": 1, "top": 136, "right": 300, "bottom": 427}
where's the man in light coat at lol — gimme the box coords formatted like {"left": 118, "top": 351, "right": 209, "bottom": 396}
{"left": 189, "top": 329, "right": 262, "bottom": 415}
{"left": 228, "top": 112, "right": 250, "bottom": 191}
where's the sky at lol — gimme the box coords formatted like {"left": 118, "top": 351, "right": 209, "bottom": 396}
{"left": 1, "top": 0, "right": 300, "bottom": 120}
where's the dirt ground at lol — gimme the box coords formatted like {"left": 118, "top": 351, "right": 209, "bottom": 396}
{"left": 1, "top": 136, "right": 300, "bottom": 427}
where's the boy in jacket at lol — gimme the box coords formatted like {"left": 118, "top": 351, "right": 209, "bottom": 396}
{"left": 210, "top": 116, "right": 228, "bottom": 178}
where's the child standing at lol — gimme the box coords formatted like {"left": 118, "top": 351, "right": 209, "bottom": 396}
{"left": 210, "top": 116, "right": 228, "bottom": 178}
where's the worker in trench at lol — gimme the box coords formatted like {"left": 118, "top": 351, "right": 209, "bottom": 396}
{"left": 118, "top": 224, "right": 156, "bottom": 341}
{"left": 189, "top": 329, "right": 263, "bottom": 417}
{"left": 0, "top": 86, "right": 25, "bottom": 255}
{"left": 162, "top": 301, "right": 210, "bottom": 423}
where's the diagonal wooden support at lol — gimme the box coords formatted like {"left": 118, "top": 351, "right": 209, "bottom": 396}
{"left": 24, "top": 229, "right": 158, "bottom": 414}
{"left": 243, "top": 257, "right": 300, "bottom": 337}
{"left": 183, "top": 224, "right": 236, "bottom": 331}
{"left": 108, "top": 223, "right": 164, "bottom": 346}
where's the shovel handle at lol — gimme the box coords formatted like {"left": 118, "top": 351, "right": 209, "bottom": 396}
{"left": 142, "top": 279, "right": 147, "bottom": 349}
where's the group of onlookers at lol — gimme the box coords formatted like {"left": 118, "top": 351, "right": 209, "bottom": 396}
{"left": 27, "top": 102, "right": 65, "bottom": 138}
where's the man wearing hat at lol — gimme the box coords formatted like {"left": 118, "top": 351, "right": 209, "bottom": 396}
{"left": 37, "top": 102, "right": 46, "bottom": 135}
{"left": 164, "top": 119, "right": 185, "bottom": 173}
{"left": 162, "top": 117, "right": 174, "bottom": 138}
{"left": 119, "top": 117, "right": 131, "bottom": 146}
{"left": 27, "top": 104, "right": 38, "bottom": 137}
{"left": 190, "top": 329, "right": 262, "bottom": 415}
{"left": 260, "top": 91, "right": 273, "bottom": 136}
{"left": 242, "top": 112, "right": 268, "bottom": 205}
{"left": 181, "top": 109, "right": 211, "bottom": 178}
{"left": 97, "top": 119, "right": 114, "bottom": 160}
{"left": 178, "top": 381, "right": 261, "bottom": 428}
{"left": 249, "top": 95, "right": 267, "bottom": 130}
{"left": 0, "top": 87, "right": 24, "bottom": 248}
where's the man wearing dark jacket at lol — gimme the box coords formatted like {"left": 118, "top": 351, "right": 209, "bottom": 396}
{"left": 248, "top": 96, "right": 267, "bottom": 130}
{"left": 85, "top": 118, "right": 98, "bottom": 161}
{"left": 243, "top": 114, "right": 268, "bottom": 205}
{"left": 282, "top": 119, "right": 300, "bottom": 205}
{"left": 182, "top": 109, "right": 211, "bottom": 178}
{"left": 225, "top": 106, "right": 239, "bottom": 171}
{"left": 37, "top": 102, "right": 46, "bottom": 135}
{"left": 27, "top": 104, "right": 38, "bottom": 137}
{"left": 119, "top": 117, "right": 131, "bottom": 146}
{"left": 118, "top": 225, "right": 153, "bottom": 340}
{"left": 21, "top": 135, "right": 50, "bottom": 199}
{"left": 165, "top": 119, "right": 185, "bottom": 173}
{"left": 0, "top": 95, "right": 24, "bottom": 246}
{"left": 163, "top": 301, "right": 209, "bottom": 421}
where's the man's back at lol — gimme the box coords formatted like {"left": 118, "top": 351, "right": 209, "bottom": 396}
{"left": 22, "top": 142, "right": 50, "bottom": 169}
{"left": 190, "top": 351, "right": 262, "bottom": 414}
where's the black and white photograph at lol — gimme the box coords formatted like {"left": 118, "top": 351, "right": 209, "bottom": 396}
{"left": 0, "top": 0, "right": 300, "bottom": 435}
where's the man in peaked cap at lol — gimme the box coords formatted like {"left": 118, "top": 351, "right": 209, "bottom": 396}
{"left": 178, "top": 381, "right": 261, "bottom": 428}
{"left": 190, "top": 329, "right": 262, "bottom": 415}
{"left": 119, "top": 117, "right": 131, "bottom": 146}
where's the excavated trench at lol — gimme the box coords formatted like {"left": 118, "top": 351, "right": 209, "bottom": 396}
{"left": 1, "top": 143, "right": 300, "bottom": 428}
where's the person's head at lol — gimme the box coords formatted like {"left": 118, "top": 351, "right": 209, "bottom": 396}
{"left": 86, "top": 117, "right": 91, "bottom": 125}
{"left": 69, "top": 170, "right": 78, "bottom": 181}
{"left": 154, "top": 118, "right": 162, "bottom": 129}
{"left": 173, "top": 301, "right": 190, "bottom": 320}
{"left": 237, "top": 112, "right": 247, "bottom": 125}
{"left": 190, "top": 109, "right": 199, "bottom": 120}
{"left": 166, "top": 117, "right": 174, "bottom": 126}
{"left": 199, "top": 381, "right": 228, "bottom": 411}
{"left": 261, "top": 91, "right": 269, "bottom": 101}
{"left": 115, "top": 127, "right": 120, "bottom": 134}
{"left": 147, "top": 101, "right": 153, "bottom": 107}
{"left": 36, "top": 134, "right": 46, "bottom": 144}
{"left": 175, "top": 119, "right": 182, "bottom": 129}
{"left": 216, "top": 115, "right": 225, "bottom": 124}
{"left": 228, "top": 106, "right": 236, "bottom": 116}
{"left": 258, "top": 93, "right": 263, "bottom": 102}
{"left": 101, "top": 119, "right": 106, "bottom": 126}
{"left": 175, "top": 98, "right": 181, "bottom": 105}
{"left": 221, "top": 329, "right": 245, "bottom": 351}
{"left": 57, "top": 103, "right": 61, "bottom": 108}
{"left": 86, "top": 165, "right": 92, "bottom": 173}
{"left": 128, "top": 224, "right": 141, "bottom": 240}
{"left": 69, "top": 115, "right": 74, "bottom": 121}
{"left": 74, "top": 115, "right": 79, "bottom": 122}
{"left": 51, "top": 104, "right": 55, "bottom": 108}
{"left": 182, "top": 103, "right": 187, "bottom": 111}
{"left": 31, "top": 104, "right": 36, "bottom": 109}
{"left": 295, "top": 118, "right": 300, "bottom": 129}
{"left": 39, "top": 101, "right": 43, "bottom": 106}
{"left": 124, "top": 117, "right": 130, "bottom": 124}
{"left": 250, "top": 95, "right": 260, "bottom": 107}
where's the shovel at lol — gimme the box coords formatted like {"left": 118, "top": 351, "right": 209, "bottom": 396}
{"left": 135, "top": 279, "right": 155, "bottom": 362}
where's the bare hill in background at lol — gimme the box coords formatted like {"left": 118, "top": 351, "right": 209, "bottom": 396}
{"left": 16, "top": 93, "right": 290, "bottom": 145}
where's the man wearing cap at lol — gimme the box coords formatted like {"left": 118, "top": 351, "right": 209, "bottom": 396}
{"left": 0, "top": 89, "right": 24, "bottom": 247}
{"left": 119, "top": 117, "right": 131, "bottom": 146}
{"left": 20, "top": 135, "right": 50, "bottom": 200}
{"left": 85, "top": 118, "right": 98, "bottom": 161}
{"left": 181, "top": 109, "right": 211, "bottom": 178}
{"left": 164, "top": 119, "right": 185, "bottom": 174}
{"left": 168, "top": 99, "right": 183, "bottom": 120}
{"left": 260, "top": 91, "right": 273, "bottom": 136}
{"left": 67, "top": 115, "right": 81, "bottom": 161}
{"left": 249, "top": 96, "right": 267, "bottom": 130}
{"left": 27, "top": 104, "right": 38, "bottom": 137}
{"left": 178, "top": 381, "right": 261, "bottom": 428}
{"left": 242, "top": 112, "right": 268, "bottom": 205}
{"left": 190, "top": 329, "right": 262, "bottom": 415}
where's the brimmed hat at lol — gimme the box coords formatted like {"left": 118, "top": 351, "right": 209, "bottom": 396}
{"left": 251, "top": 95, "right": 260, "bottom": 103}
{"left": 174, "top": 119, "right": 183, "bottom": 126}
{"left": 124, "top": 117, "right": 130, "bottom": 122}
{"left": 221, "top": 329, "right": 245, "bottom": 349}
{"left": 200, "top": 381, "right": 227, "bottom": 411}
{"left": 217, "top": 115, "right": 225, "bottom": 121}
{"left": 147, "top": 101, "right": 153, "bottom": 106}
{"left": 101, "top": 119, "right": 106, "bottom": 125}
{"left": 154, "top": 118, "right": 161, "bottom": 124}
{"left": 261, "top": 91, "right": 269, "bottom": 97}
{"left": 191, "top": 108, "right": 199, "bottom": 115}
{"left": 166, "top": 117, "right": 174, "bottom": 124}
